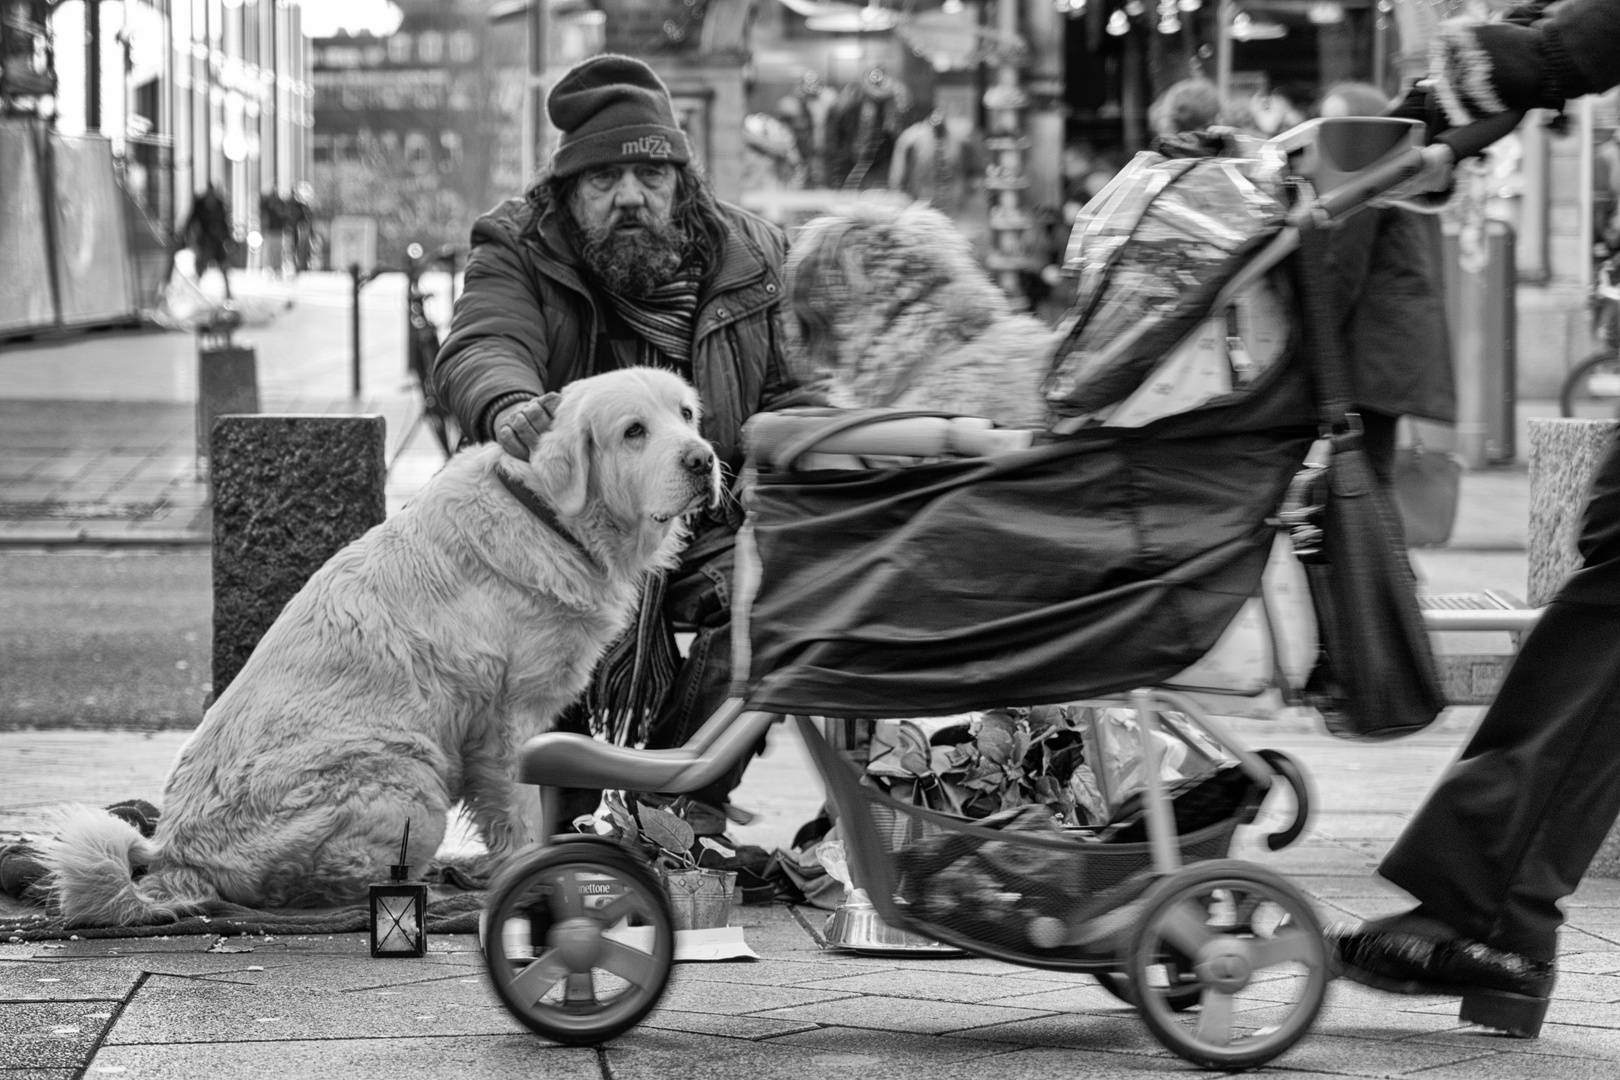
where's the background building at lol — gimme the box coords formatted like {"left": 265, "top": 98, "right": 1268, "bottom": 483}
{"left": 307, "top": 0, "right": 608, "bottom": 269}
{"left": 1, "top": 0, "right": 311, "bottom": 336}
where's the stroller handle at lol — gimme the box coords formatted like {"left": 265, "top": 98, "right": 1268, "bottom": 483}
{"left": 1199, "top": 108, "right": 1530, "bottom": 318}
{"left": 1311, "top": 108, "right": 1526, "bottom": 223}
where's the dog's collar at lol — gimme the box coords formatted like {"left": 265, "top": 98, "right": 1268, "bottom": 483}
{"left": 495, "top": 466, "right": 600, "bottom": 570}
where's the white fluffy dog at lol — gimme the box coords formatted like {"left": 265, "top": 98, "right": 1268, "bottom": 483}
{"left": 44, "top": 367, "right": 719, "bottom": 925}
{"left": 786, "top": 202, "right": 1060, "bottom": 428}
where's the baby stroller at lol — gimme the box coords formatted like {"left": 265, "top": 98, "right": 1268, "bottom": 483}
{"left": 477, "top": 110, "right": 1521, "bottom": 1070}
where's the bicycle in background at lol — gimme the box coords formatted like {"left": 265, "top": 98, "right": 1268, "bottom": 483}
{"left": 405, "top": 242, "right": 464, "bottom": 457}
{"left": 1559, "top": 242, "right": 1620, "bottom": 418}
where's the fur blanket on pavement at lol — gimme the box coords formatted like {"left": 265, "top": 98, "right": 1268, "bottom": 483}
{"left": 786, "top": 202, "right": 1059, "bottom": 428}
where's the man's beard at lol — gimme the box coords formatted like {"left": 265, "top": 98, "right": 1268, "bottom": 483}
{"left": 570, "top": 205, "right": 690, "bottom": 297}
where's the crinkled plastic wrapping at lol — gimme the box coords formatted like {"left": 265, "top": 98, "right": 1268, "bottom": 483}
{"left": 1045, "top": 152, "right": 1286, "bottom": 422}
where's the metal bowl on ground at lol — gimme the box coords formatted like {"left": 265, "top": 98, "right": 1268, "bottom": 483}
{"left": 822, "top": 888, "right": 964, "bottom": 955}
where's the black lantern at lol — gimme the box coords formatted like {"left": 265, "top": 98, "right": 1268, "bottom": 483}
{"left": 369, "top": 821, "right": 428, "bottom": 958}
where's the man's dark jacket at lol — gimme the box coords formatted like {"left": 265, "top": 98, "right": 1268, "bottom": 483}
{"left": 432, "top": 194, "right": 804, "bottom": 470}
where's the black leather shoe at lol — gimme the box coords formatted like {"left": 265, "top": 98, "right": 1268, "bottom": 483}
{"left": 1328, "top": 912, "right": 1555, "bottom": 1038}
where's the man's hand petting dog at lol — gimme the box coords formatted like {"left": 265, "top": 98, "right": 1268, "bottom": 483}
{"left": 495, "top": 392, "right": 562, "bottom": 459}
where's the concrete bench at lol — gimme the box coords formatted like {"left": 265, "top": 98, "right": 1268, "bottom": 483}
{"left": 1421, "top": 592, "right": 1541, "bottom": 707}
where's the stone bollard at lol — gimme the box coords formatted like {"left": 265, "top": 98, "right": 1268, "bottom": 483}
{"left": 209, "top": 414, "right": 387, "bottom": 700}
{"left": 1526, "top": 418, "right": 1620, "bottom": 875}
{"left": 1527, "top": 418, "right": 1619, "bottom": 605}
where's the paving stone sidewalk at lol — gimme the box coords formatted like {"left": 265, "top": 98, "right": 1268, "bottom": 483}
{"left": 0, "top": 272, "right": 453, "bottom": 545}
{"left": 5, "top": 718, "right": 1620, "bottom": 1079}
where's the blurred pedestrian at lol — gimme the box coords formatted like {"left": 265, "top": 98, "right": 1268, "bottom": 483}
{"left": 1148, "top": 77, "right": 1222, "bottom": 156}
{"left": 259, "top": 188, "right": 288, "bottom": 278}
{"left": 287, "top": 183, "right": 315, "bottom": 273}
{"left": 1215, "top": 95, "right": 1265, "bottom": 138}
{"left": 1329, "top": 0, "right": 1620, "bottom": 1038}
{"left": 431, "top": 54, "right": 818, "bottom": 830}
{"left": 1595, "top": 126, "right": 1620, "bottom": 251}
{"left": 738, "top": 112, "right": 804, "bottom": 223}
{"left": 182, "top": 182, "right": 234, "bottom": 300}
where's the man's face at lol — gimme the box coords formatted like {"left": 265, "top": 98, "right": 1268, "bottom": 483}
{"left": 574, "top": 163, "right": 677, "bottom": 233}
{"left": 569, "top": 163, "right": 686, "bottom": 295}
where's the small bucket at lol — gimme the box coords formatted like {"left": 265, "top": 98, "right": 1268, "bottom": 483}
{"left": 661, "top": 869, "right": 737, "bottom": 931}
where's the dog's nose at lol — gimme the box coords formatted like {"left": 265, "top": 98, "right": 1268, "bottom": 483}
{"left": 682, "top": 445, "right": 715, "bottom": 476}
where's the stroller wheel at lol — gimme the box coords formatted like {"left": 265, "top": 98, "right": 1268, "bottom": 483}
{"left": 1124, "top": 859, "right": 1328, "bottom": 1070}
{"left": 480, "top": 840, "right": 675, "bottom": 1045}
{"left": 1094, "top": 968, "right": 1201, "bottom": 1013}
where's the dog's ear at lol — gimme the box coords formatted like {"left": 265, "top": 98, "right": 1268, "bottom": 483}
{"left": 531, "top": 406, "right": 592, "bottom": 518}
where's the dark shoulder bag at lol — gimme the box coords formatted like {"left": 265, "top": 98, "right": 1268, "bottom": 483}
{"left": 1293, "top": 212, "right": 1447, "bottom": 740}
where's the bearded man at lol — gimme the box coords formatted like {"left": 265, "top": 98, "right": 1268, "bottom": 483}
{"left": 433, "top": 54, "right": 814, "bottom": 829}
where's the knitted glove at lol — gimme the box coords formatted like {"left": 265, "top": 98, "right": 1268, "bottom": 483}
{"left": 1430, "top": 18, "right": 1587, "bottom": 128}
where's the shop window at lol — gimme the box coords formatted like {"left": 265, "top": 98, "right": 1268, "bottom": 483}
{"left": 417, "top": 31, "right": 443, "bottom": 64}
{"left": 321, "top": 46, "right": 362, "bottom": 69}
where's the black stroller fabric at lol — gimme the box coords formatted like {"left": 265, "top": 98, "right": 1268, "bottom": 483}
{"left": 742, "top": 426, "right": 1313, "bottom": 718}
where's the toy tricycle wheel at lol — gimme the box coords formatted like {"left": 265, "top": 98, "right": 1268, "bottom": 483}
{"left": 480, "top": 840, "right": 675, "bottom": 1045}
{"left": 1124, "top": 859, "right": 1328, "bottom": 1070}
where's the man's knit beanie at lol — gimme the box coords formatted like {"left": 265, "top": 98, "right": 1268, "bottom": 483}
{"left": 548, "top": 54, "right": 692, "bottom": 178}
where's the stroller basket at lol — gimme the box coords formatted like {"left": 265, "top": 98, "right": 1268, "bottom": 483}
{"left": 797, "top": 715, "right": 1258, "bottom": 970}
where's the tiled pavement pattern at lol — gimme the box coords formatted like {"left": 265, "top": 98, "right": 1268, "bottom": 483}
{"left": 5, "top": 716, "right": 1620, "bottom": 1078}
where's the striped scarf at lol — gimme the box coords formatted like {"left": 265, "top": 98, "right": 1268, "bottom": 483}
{"left": 587, "top": 569, "right": 678, "bottom": 747}
{"left": 598, "top": 277, "right": 700, "bottom": 364}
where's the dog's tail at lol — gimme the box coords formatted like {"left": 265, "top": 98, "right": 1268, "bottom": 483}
{"left": 42, "top": 804, "right": 219, "bottom": 927}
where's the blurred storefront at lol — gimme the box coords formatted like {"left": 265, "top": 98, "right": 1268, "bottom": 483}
{"left": 0, "top": 0, "right": 312, "bottom": 337}
{"left": 1058, "top": 0, "right": 1390, "bottom": 158}
{"left": 307, "top": 0, "right": 591, "bottom": 269}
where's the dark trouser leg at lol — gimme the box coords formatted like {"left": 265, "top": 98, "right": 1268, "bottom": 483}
{"left": 1379, "top": 431, "right": 1620, "bottom": 962}
{"left": 1378, "top": 600, "right": 1620, "bottom": 961}
{"left": 643, "top": 528, "right": 754, "bottom": 811}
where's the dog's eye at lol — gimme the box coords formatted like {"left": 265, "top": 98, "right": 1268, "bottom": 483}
{"left": 624, "top": 422, "right": 646, "bottom": 440}
{"left": 680, "top": 406, "right": 695, "bottom": 423}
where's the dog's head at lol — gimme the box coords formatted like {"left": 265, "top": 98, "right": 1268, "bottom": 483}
{"left": 524, "top": 367, "right": 720, "bottom": 562}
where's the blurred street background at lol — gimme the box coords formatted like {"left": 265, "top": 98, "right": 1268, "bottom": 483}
{"left": 3, "top": 0, "right": 1599, "bottom": 768}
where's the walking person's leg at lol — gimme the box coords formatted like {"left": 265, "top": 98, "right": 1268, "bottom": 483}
{"left": 1333, "top": 431, "right": 1620, "bottom": 1036}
